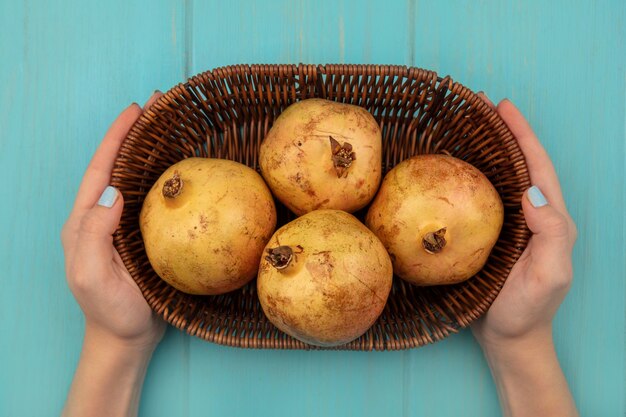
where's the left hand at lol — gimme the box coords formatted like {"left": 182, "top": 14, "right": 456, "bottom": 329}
{"left": 61, "top": 92, "right": 166, "bottom": 351}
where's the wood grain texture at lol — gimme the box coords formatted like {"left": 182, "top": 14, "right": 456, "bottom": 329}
{"left": 0, "top": 0, "right": 624, "bottom": 416}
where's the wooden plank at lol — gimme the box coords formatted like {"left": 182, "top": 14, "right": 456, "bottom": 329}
{"left": 190, "top": 0, "right": 412, "bottom": 70}
{"left": 142, "top": 329, "right": 191, "bottom": 417}
{"left": 0, "top": 1, "right": 188, "bottom": 416}
{"left": 188, "top": 341, "right": 405, "bottom": 417}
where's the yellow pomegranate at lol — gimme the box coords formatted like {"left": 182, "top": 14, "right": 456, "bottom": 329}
{"left": 259, "top": 98, "right": 382, "bottom": 215}
{"left": 140, "top": 158, "right": 276, "bottom": 295}
{"left": 366, "top": 154, "right": 504, "bottom": 286}
{"left": 257, "top": 210, "right": 393, "bottom": 347}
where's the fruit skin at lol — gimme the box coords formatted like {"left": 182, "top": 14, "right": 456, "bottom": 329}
{"left": 140, "top": 157, "right": 277, "bottom": 295}
{"left": 257, "top": 209, "right": 393, "bottom": 347}
{"left": 365, "top": 154, "right": 504, "bottom": 286}
{"left": 259, "top": 98, "right": 382, "bottom": 216}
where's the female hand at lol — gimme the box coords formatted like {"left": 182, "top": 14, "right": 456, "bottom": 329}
{"left": 61, "top": 92, "right": 166, "bottom": 417}
{"left": 471, "top": 95, "right": 578, "bottom": 417}
{"left": 471, "top": 96, "right": 577, "bottom": 346}
{"left": 61, "top": 93, "right": 166, "bottom": 350}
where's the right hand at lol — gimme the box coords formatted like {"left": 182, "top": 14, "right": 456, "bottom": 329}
{"left": 471, "top": 96, "right": 578, "bottom": 349}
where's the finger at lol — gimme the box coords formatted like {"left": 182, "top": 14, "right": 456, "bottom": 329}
{"left": 143, "top": 90, "right": 163, "bottom": 111}
{"left": 476, "top": 91, "right": 496, "bottom": 110}
{"left": 75, "top": 186, "right": 125, "bottom": 268}
{"left": 496, "top": 99, "right": 567, "bottom": 212}
{"left": 71, "top": 103, "right": 142, "bottom": 215}
{"left": 522, "top": 186, "right": 574, "bottom": 287}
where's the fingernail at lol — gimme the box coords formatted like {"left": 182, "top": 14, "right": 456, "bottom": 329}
{"left": 528, "top": 185, "right": 548, "bottom": 207}
{"left": 477, "top": 90, "right": 484, "bottom": 95}
{"left": 97, "top": 186, "right": 118, "bottom": 208}
{"left": 153, "top": 89, "right": 161, "bottom": 94}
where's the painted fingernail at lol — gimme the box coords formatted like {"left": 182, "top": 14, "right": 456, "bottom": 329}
{"left": 97, "top": 186, "right": 118, "bottom": 208}
{"left": 153, "top": 89, "right": 161, "bottom": 94}
{"left": 528, "top": 185, "right": 548, "bottom": 207}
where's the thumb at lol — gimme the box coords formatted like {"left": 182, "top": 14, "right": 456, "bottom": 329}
{"left": 77, "top": 186, "right": 124, "bottom": 258}
{"left": 522, "top": 185, "right": 573, "bottom": 283}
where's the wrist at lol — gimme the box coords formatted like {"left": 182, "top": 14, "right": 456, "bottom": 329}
{"left": 483, "top": 334, "right": 556, "bottom": 376}
{"left": 84, "top": 323, "right": 159, "bottom": 362}
{"left": 476, "top": 326, "right": 553, "bottom": 360}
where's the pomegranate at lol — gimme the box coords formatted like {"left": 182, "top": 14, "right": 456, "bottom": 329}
{"left": 257, "top": 209, "right": 392, "bottom": 346}
{"left": 259, "top": 98, "right": 382, "bottom": 215}
{"left": 140, "top": 158, "right": 276, "bottom": 295}
{"left": 366, "top": 154, "right": 504, "bottom": 285}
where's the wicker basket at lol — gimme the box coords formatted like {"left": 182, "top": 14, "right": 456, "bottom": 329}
{"left": 111, "top": 64, "right": 531, "bottom": 350}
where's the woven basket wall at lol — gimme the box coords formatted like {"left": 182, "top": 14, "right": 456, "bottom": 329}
{"left": 111, "top": 64, "right": 531, "bottom": 350}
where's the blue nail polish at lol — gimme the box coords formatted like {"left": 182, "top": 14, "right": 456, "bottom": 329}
{"left": 97, "top": 186, "right": 118, "bottom": 208}
{"left": 528, "top": 185, "right": 548, "bottom": 207}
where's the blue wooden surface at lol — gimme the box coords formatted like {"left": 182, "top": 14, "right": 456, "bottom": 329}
{"left": 1, "top": 1, "right": 624, "bottom": 416}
